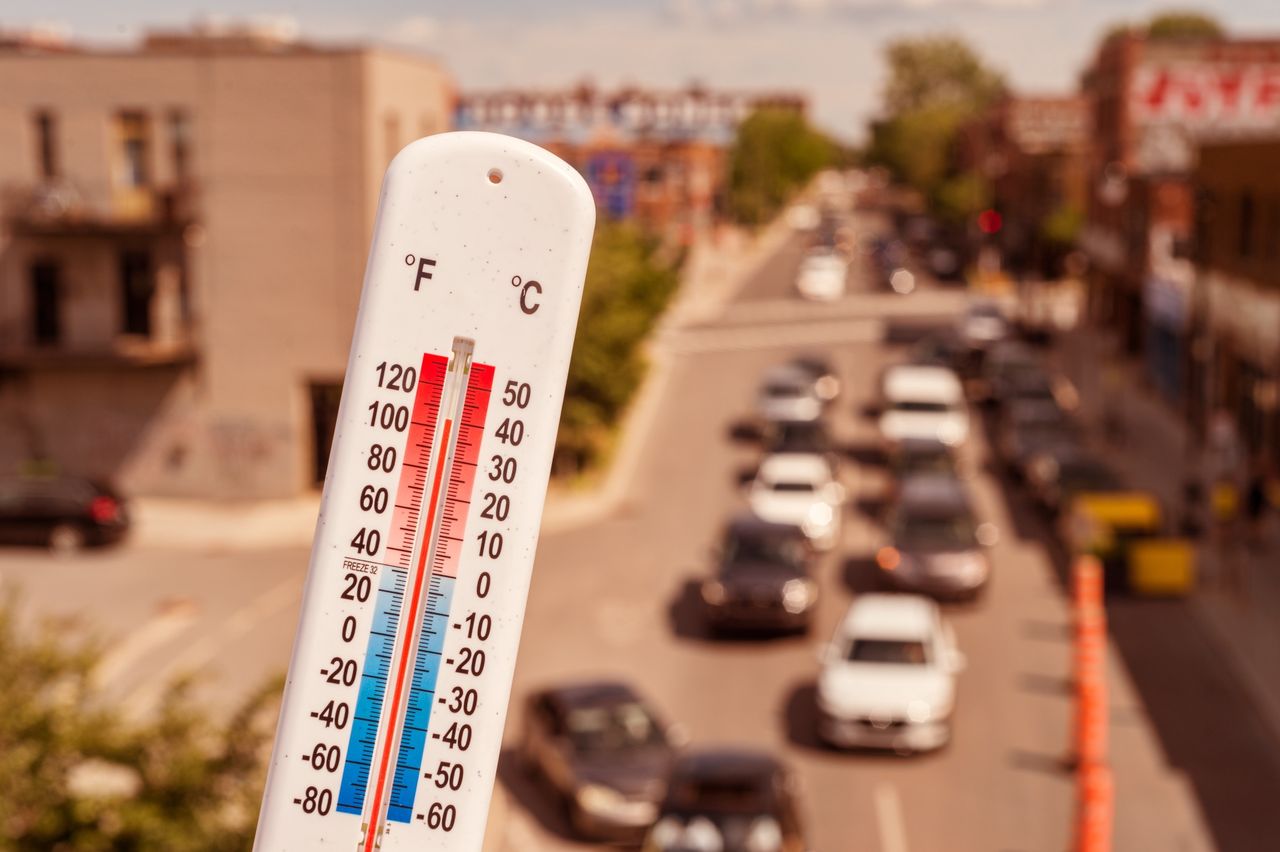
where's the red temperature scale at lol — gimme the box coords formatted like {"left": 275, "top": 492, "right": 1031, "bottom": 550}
{"left": 253, "top": 132, "right": 595, "bottom": 851}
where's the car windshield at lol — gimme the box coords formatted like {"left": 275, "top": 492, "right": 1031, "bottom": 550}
{"left": 897, "top": 512, "right": 977, "bottom": 549}
{"left": 771, "top": 424, "right": 827, "bottom": 453}
{"left": 724, "top": 531, "right": 807, "bottom": 568}
{"left": 764, "top": 383, "right": 805, "bottom": 398}
{"left": 565, "top": 701, "right": 666, "bottom": 753}
{"left": 847, "top": 638, "right": 928, "bottom": 665}
{"left": 893, "top": 400, "right": 950, "bottom": 413}
{"left": 768, "top": 480, "right": 815, "bottom": 493}
{"left": 666, "top": 776, "right": 774, "bottom": 815}
{"left": 898, "top": 451, "right": 953, "bottom": 476}
{"left": 1061, "top": 462, "right": 1119, "bottom": 492}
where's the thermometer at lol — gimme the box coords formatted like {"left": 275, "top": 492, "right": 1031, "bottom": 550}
{"left": 254, "top": 132, "right": 595, "bottom": 851}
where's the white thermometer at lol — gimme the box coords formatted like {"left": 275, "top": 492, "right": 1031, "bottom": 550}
{"left": 254, "top": 132, "right": 595, "bottom": 851}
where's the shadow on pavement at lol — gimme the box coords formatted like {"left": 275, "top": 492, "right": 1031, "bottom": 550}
{"left": 495, "top": 748, "right": 585, "bottom": 845}
{"left": 1008, "top": 748, "right": 1069, "bottom": 777}
{"left": 782, "top": 681, "right": 827, "bottom": 752}
{"left": 841, "top": 555, "right": 884, "bottom": 595}
{"left": 727, "top": 419, "right": 764, "bottom": 444}
{"left": 666, "top": 579, "right": 805, "bottom": 645}
{"left": 842, "top": 441, "right": 887, "bottom": 468}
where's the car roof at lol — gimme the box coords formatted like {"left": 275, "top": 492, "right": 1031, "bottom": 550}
{"left": 761, "top": 363, "right": 811, "bottom": 387}
{"left": 538, "top": 680, "right": 640, "bottom": 712}
{"left": 898, "top": 474, "right": 970, "bottom": 512}
{"left": 883, "top": 365, "right": 962, "bottom": 401}
{"left": 726, "top": 512, "right": 806, "bottom": 539}
{"left": 840, "top": 594, "right": 937, "bottom": 639}
{"left": 895, "top": 437, "right": 952, "bottom": 457}
{"left": 758, "top": 453, "right": 831, "bottom": 481}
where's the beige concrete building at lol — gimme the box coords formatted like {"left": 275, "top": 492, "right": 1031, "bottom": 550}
{"left": 0, "top": 27, "right": 453, "bottom": 498}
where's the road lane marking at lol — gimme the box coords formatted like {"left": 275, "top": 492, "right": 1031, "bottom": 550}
{"left": 875, "top": 782, "right": 910, "bottom": 852}
{"left": 121, "top": 575, "right": 300, "bottom": 716}
{"left": 93, "top": 599, "right": 199, "bottom": 686}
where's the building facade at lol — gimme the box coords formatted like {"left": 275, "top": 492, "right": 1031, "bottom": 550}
{"left": 958, "top": 94, "right": 1091, "bottom": 276}
{"left": 1078, "top": 33, "right": 1280, "bottom": 408}
{"left": 1193, "top": 138, "right": 1280, "bottom": 458}
{"left": 0, "top": 28, "right": 453, "bottom": 498}
{"left": 455, "top": 85, "right": 806, "bottom": 242}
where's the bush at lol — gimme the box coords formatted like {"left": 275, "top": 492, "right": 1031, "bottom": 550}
{"left": 0, "top": 600, "right": 277, "bottom": 851}
{"left": 555, "top": 223, "right": 681, "bottom": 473}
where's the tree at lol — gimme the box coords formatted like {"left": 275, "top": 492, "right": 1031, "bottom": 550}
{"left": 555, "top": 223, "right": 681, "bottom": 473}
{"left": 867, "top": 36, "right": 1005, "bottom": 219}
{"left": 1147, "top": 10, "right": 1223, "bottom": 40}
{"left": 0, "top": 600, "right": 277, "bottom": 850}
{"left": 727, "top": 108, "right": 835, "bottom": 226}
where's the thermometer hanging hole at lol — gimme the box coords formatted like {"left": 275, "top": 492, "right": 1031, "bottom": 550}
{"left": 487, "top": 168, "right": 504, "bottom": 185}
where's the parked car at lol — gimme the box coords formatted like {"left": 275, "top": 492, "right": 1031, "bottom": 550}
{"left": 877, "top": 475, "right": 996, "bottom": 600}
{"left": 747, "top": 454, "right": 844, "bottom": 551}
{"left": 786, "top": 354, "right": 840, "bottom": 403}
{"left": 978, "top": 340, "right": 1040, "bottom": 403}
{"left": 878, "top": 364, "right": 969, "bottom": 448}
{"left": 700, "top": 514, "right": 819, "bottom": 634}
{"left": 763, "top": 420, "right": 838, "bottom": 469}
{"left": 794, "top": 249, "right": 847, "bottom": 301}
{"left": 0, "top": 475, "right": 128, "bottom": 552}
{"left": 957, "top": 300, "right": 1010, "bottom": 350}
{"left": 755, "top": 365, "right": 824, "bottom": 425}
{"left": 816, "top": 594, "right": 964, "bottom": 754}
{"left": 995, "top": 399, "right": 1079, "bottom": 477}
{"left": 889, "top": 438, "right": 959, "bottom": 481}
{"left": 520, "top": 680, "right": 680, "bottom": 842}
{"left": 1026, "top": 447, "right": 1126, "bottom": 516}
{"left": 643, "top": 749, "right": 807, "bottom": 852}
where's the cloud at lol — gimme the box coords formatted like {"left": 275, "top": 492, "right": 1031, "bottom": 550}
{"left": 384, "top": 15, "right": 440, "bottom": 48}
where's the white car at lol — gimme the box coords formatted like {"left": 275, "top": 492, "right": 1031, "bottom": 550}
{"left": 755, "top": 364, "right": 824, "bottom": 424}
{"left": 816, "top": 594, "right": 964, "bottom": 753}
{"left": 958, "top": 300, "right": 1010, "bottom": 349}
{"left": 879, "top": 365, "right": 969, "bottom": 448}
{"left": 795, "top": 250, "right": 847, "bottom": 301}
{"left": 747, "top": 453, "right": 843, "bottom": 551}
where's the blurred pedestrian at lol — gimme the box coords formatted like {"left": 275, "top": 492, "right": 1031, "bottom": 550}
{"left": 1244, "top": 458, "right": 1269, "bottom": 551}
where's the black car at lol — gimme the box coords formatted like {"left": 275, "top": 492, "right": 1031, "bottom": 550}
{"left": 890, "top": 437, "right": 958, "bottom": 480}
{"left": 996, "top": 400, "right": 1079, "bottom": 477}
{"left": 1026, "top": 448, "right": 1125, "bottom": 515}
{"left": 700, "top": 515, "right": 818, "bottom": 634}
{"left": 520, "top": 680, "right": 679, "bottom": 842}
{"left": 0, "top": 476, "right": 128, "bottom": 552}
{"left": 763, "top": 420, "right": 838, "bottom": 468}
{"left": 786, "top": 355, "right": 840, "bottom": 403}
{"left": 643, "top": 749, "right": 807, "bottom": 852}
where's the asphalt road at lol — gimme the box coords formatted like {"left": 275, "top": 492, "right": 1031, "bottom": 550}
{"left": 0, "top": 216, "right": 1260, "bottom": 850}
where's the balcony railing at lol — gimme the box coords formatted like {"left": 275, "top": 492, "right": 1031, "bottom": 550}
{"left": 1, "top": 180, "right": 198, "bottom": 238}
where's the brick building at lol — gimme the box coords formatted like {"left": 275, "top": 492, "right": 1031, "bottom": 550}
{"left": 1192, "top": 138, "right": 1280, "bottom": 458}
{"left": 0, "top": 26, "right": 453, "bottom": 498}
{"left": 1078, "top": 32, "right": 1280, "bottom": 407}
{"left": 455, "top": 85, "right": 806, "bottom": 242}
{"left": 958, "top": 94, "right": 1090, "bottom": 275}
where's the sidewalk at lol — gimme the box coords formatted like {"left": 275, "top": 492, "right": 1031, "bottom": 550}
{"left": 1059, "top": 327, "right": 1280, "bottom": 748}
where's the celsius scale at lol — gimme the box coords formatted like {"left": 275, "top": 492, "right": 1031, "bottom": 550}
{"left": 254, "top": 132, "right": 595, "bottom": 850}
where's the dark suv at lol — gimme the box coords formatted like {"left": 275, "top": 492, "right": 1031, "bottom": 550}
{"left": 0, "top": 476, "right": 129, "bottom": 552}
{"left": 700, "top": 515, "right": 818, "bottom": 634}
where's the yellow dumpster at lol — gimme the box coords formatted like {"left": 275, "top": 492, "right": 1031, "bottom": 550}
{"left": 1127, "top": 538, "right": 1196, "bottom": 597}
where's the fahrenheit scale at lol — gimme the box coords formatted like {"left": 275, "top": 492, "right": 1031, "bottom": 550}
{"left": 254, "top": 132, "right": 595, "bottom": 851}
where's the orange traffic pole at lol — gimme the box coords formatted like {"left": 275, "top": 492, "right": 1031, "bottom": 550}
{"left": 1075, "top": 763, "right": 1114, "bottom": 852}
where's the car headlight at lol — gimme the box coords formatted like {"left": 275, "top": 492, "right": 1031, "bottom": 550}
{"left": 576, "top": 783, "right": 627, "bottom": 815}
{"left": 802, "top": 503, "right": 833, "bottom": 537}
{"left": 700, "top": 580, "right": 726, "bottom": 606}
{"left": 782, "top": 578, "right": 815, "bottom": 613}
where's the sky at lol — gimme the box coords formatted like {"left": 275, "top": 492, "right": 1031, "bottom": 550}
{"left": 5, "top": 0, "right": 1279, "bottom": 141}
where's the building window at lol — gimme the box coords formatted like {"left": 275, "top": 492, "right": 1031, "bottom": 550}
{"left": 33, "top": 110, "right": 58, "bottom": 180}
{"left": 1239, "top": 191, "right": 1255, "bottom": 259}
{"left": 119, "top": 250, "right": 154, "bottom": 336}
{"left": 116, "top": 111, "right": 152, "bottom": 188}
{"left": 30, "top": 260, "right": 61, "bottom": 345}
{"left": 169, "top": 110, "right": 192, "bottom": 185}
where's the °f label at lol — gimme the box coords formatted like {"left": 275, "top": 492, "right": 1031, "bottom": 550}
{"left": 253, "top": 132, "right": 596, "bottom": 851}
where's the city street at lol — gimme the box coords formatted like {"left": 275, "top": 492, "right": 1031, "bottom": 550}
{"left": 0, "top": 225, "right": 1248, "bottom": 850}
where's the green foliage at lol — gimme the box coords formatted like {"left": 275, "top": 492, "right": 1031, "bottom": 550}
{"left": 555, "top": 223, "right": 681, "bottom": 473}
{"left": 727, "top": 108, "right": 836, "bottom": 226}
{"left": 867, "top": 36, "right": 1005, "bottom": 217}
{"left": 881, "top": 36, "right": 1006, "bottom": 116}
{"left": 1147, "top": 10, "right": 1223, "bottom": 40}
{"left": 1041, "top": 203, "right": 1084, "bottom": 246}
{"left": 0, "top": 601, "right": 276, "bottom": 850}
{"left": 933, "top": 170, "right": 991, "bottom": 223}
